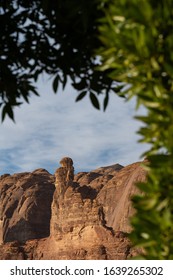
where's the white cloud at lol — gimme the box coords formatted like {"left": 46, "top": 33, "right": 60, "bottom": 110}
{"left": 0, "top": 77, "right": 148, "bottom": 175}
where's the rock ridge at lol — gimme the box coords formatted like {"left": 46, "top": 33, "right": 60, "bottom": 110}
{"left": 0, "top": 157, "right": 146, "bottom": 259}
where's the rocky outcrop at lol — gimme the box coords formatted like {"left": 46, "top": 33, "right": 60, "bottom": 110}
{"left": 0, "top": 169, "right": 55, "bottom": 244}
{"left": 97, "top": 162, "right": 146, "bottom": 232}
{"left": 0, "top": 158, "right": 147, "bottom": 259}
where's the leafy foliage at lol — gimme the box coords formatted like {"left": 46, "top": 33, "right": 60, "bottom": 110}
{"left": 97, "top": 0, "right": 173, "bottom": 259}
{"left": 0, "top": 0, "right": 117, "bottom": 121}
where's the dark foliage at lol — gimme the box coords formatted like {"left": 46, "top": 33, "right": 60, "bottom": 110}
{"left": 0, "top": 0, "right": 117, "bottom": 121}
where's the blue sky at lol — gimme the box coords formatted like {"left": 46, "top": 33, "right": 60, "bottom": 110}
{"left": 0, "top": 76, "right": 148, "bottom": 175}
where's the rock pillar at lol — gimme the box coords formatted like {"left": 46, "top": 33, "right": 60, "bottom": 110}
{"left": 54, "top": 157, "right": 74, "bottom": 197}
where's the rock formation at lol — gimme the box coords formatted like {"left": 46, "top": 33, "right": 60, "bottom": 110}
{"left": 54, "top": 157, "right": 74, "bottom": 196}
{"left": 0, "top": 169, "right": 55, "bottom": 244}
{"left": 0, "top": 157, "right": 147, "bottom": 259}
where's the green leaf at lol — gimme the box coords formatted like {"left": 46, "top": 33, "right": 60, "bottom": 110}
{"left": 62, "top": 74, "right": 67, "bottom": 90}
{"left": 89, "top": 92, "right": 100, "bottom": 110}
{"left": 30, "top": 87, "right": 39, "bottom": 96}
{"left": 22, "top": 92, "right": 29, "bottom": 103}
{"left": 114, "top": 84, "right": 125, "bottom": 93}
{"left": 53, "top": 74, "right": 59, "bottom": 93}
{"left": 2, "top": 106, "right": 6, "bottom": 122}
{"left": 76, "top": 91, "right": 87, "bottom": 102}
{"left": 7, "top": 106, "right": 14, "bottom": 121}
{"left": 103, "top": 92, "right": 109, "bottom": 111}
{"left": 2, "top": 104, "right": 15, "bottom": 122}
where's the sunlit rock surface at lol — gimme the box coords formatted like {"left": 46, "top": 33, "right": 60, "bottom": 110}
{"left": 0, "top": 158, "right": 146, "bottom": 259}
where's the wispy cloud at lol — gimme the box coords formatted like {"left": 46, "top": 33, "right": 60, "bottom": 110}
{"left": 0, "top": 78, "right": 148, "bottom": 175}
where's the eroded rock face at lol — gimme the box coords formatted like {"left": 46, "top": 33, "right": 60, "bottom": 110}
{"left": 0, "top": 169, "right": 55, "bottom": 244}
{"left": 0, "top": 158, "right": 147, "bottom": 259}
{"left": 97, "top": 162, "right": 146, "bottom": 232}
{"left": 54, "top": 157, "right": 74, "bottom": 196}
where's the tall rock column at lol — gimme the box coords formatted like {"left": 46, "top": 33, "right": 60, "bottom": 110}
{"left": 54, "top": 157, "right": 74, "bottom": 197}
{"left": 49, "top": 157, "right": 119, "bottom": 260}
{"left": 50, "top": 157, "right": 75, "bottom": 240}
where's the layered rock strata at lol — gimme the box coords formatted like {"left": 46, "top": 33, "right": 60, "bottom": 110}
{"left": 0, "top": 169, "right": 55, "bottom": 244}
{"left": 0, "top": 158, "right": 146, "bottom": 259}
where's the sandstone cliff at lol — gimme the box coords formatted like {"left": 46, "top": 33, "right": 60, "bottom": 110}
{"left": 0, "top": 158, "right": 146, "bottom": 260}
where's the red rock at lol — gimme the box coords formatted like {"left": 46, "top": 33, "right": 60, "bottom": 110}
{"left": 0, "top": 169, "right": 55, "bottom": 244}
{"left": 0, "top": 158, "right": 146, "bottom": 259}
